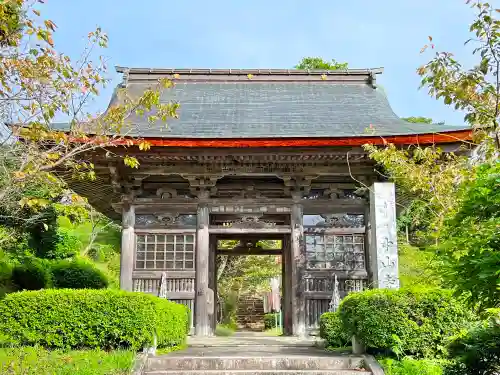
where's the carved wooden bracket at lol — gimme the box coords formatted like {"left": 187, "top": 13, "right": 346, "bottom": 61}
{"left": 323, "top": 185, "right": 343, "bottom": 199}
{"left": 108, "top": 165, "right": 123, "bottom": 194}
{"left": 122, "top": 177, "right": 145, "bottom": 197}
{"left": 110, "top": 165, "right": 145, "bottom": 198}
{"left": 156, "top": 187, "right": 178, "bottom": 199}
{"left": 280, "top": 174, "right": 318, "bottom": 198}
{"left": 239, "top": 185, "right": 263, "bottom": 199}
{"left": 182, "top": 174, "right": 223, "bottom": 199}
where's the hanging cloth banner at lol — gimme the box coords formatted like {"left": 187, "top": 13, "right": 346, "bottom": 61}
{"left": 270, "top": 277, "right": 281, "bottom": 312}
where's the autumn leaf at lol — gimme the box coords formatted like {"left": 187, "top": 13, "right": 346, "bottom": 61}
{"left": 138, "top": 140, "right": 151, "bottom": 151}
{"left": 123, "top": 155, "right": 139, "bottom": 169}
{"left": 44, "top": 20, "right": 57, "bottom": 31}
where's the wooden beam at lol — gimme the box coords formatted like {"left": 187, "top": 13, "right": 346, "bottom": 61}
{"left": 217, "top": 249, "right": 283, "bottom": 256}
{"left": 303, "top": 227, "right": 366, "bottom": 235}
{"left": 195, "top": 204, "right": 211, "bottom": 336}
{"left": 132, "top": 197, "right": 365, "bottom": 205}
{"left": 120, "top": 202, "right": 135, "bottom": 291}
{"left": 134, "top": 228, "right": 197, "bottom": 234}
{"left": 132, "top": 270, "right": 196, "bottom": 279}
{"left": 208, "top": 227, "right": 291, "bottom": 234}
{"left": 214, "top": 233, "right": 285, "bottom": 241}
{"left": 302, "top": 270, "right": 368, "bottom": 279}
{"left": 303, "top": 291, "right": 350, "bottom": 299}
{"left": 125, "top": 165, "right": 376, "bottom": 177}
{"left": 164, "top": 292, "right": 195, "bottom": 299}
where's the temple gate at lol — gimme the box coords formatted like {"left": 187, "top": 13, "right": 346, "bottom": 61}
{"left": 67, "top": 67, "right": 469, "bottom": 336}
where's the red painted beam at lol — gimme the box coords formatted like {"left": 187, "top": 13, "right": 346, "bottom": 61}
{"left": 120, "top": 129, "right": 472, "bottom": 148}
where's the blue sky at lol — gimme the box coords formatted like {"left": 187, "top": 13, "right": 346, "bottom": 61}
{"left": 41, "top": 1, "right": 490, "bottom": 125}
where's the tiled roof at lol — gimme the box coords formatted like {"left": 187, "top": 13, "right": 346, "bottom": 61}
{"left": 58, "top": 67, "right": 469, "bottom": 138}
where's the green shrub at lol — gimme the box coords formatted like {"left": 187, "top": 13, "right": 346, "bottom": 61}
{"left": 319, "top": 312, "right": 350, "bottom": 348}
{"left": 0, "top": 261, "right": 16, "bottom": 298}
{"left": 11, "top": 258, "right": 52, "bottom": 290}
{"left": 0, "top": 289, "right": 189, "bottom": 350}
{"left": 439, "top": 162, "right": 500, "bottom": 310}
{"left": 0, "top": 261, "right": 12, "bottom": 285}
{"left": 444, "top": 313, "right": 500, "bottom": 375}
{"left": 51, "top": 228, "right": 81, "bottom": 259}
{"left": 264, "top": 313, "right": 282, "bottom": 329}
{"left": 51, "top": 259, "right": 108, "bottom": 289}
{"left": 339, "top": 288, "right": 474, "bottom": 358}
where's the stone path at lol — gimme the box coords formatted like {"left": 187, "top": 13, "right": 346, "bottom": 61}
{"left": 138, "top": 332, "right": 381, "bottom": 375}
{"left": 187, "top": 331, "right": 323, "bottom": 348}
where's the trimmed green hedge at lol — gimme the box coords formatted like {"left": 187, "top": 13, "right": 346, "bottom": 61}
{"left": 338, "top": 288, "right": 473, "bottom": 357}
{"left": 51, "top": 259, "right": 108, "bottom": 289}
{"left": 0, "top": 289, "right": 189, "bottom": 350}
{"left": 319, "top": 312, "right": 350, "bottom": 348}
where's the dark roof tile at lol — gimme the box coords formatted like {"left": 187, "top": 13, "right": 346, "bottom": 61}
{"left": 52, "top": 68, "right": 468, "bottom": 138}
{"left": 121, "top": 80, "right": 466, "bottom": 138}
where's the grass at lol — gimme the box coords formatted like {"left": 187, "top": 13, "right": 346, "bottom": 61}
{"left": 155, "top": 343, "right": 187, "bottom": 355}
{"left": 378, "top": 356, "right": 447, "bottom": 375}
{"left": 58, "top": 216, "right": 121, "bottom": 288}
{"left": 0, "top": 346, "right": 135, "bottom": 375}
{"left": 215, "top": 324, "right": 235, "bottom": 337}
{"left": 398, "top": 242, "right": 443, "bottom": 288}
{"left": 324, "top": 345, "right": 352, "bottom": 354}
{"left": 263, "top": 327, "right": 283, "bottom": 336}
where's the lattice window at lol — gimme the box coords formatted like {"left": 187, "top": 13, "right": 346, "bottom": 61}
{"left": 135, "top": 234, "right": 195, "bottom": 270}
{"left": 305, "top": 234, "right": 365, "bottom": 270}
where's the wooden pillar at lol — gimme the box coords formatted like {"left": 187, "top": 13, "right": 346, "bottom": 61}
{"left": 369, "top": 182, "right": 400, "bottom": 289}
{"left": 195, "top": 204, "right": 211, "bottom": 336}
{"left": 291, "top": 203, "right": 306, "bottom": 336}
{"left": 282, "top": 235, "right": 293, "bottom": 335}
{"left": 208, "top": 235, "right": 217, "bottom": 332}
{"left": 120, "top": 202, "right": 135, "bottom": 291}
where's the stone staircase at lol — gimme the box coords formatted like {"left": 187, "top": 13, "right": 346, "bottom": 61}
{"left": 139, "top": 342, "right": 378, "bottom": 375}
{"left": 236, "top": 296, "right": 265, "bottom": 331}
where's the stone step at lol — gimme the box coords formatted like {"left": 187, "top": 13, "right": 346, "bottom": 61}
{"left": 146, "top": 370, "right": 371, "bottom": 375}
{"left": 147, "top": 356, "right": 365, "bottom": 371}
